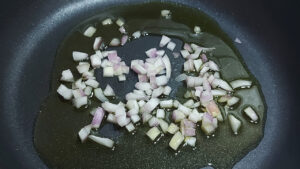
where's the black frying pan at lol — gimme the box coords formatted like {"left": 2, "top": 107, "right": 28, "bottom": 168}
{"left": 0, "top": 0, "right": 299, "bottom": 169}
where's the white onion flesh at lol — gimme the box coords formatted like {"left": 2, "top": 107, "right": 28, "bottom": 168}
{"left": 227, "top": 96, "right": 240, "bottom": 106}
{"left": 212, "top": 79, "right": 233, "bottom": 91}
{"left": 160, "top": 100, "right": 173, "bottom": 108}
{"left": 161, "top": 9, "right": 171, "bottom": 18}
{"left": 194, "top": 26, "right": 201, "bottom": 34}
{"left": 159, "top": 119, "right": 169, "bottom": 133}
{"left": 244, "top": 106, "right": 258, "bottom": 122}
{"left": 89, "top": 135, "right": 114, "bottom": 148}
{"left": 103, "top": 85, "right": 115, "bottom": 96}
{"left": 156, "top": 76, "right": 168, "bottom": 86}
{"left": 132, "top": 31, "right": 141, "bottom": 39}
{"left": 57, "top": 84, "right": 73, "bottom": 100}
{"left": 228, "top": 115, "right": 241, "bottom": 134}
{"left": 163, "top": 86, "right": 172, "bottom": 95}
{"left": 167, "top": 41, "right": 176, "bottom": 51}
{"left": 61, "top": 69, "right": 74, "bottom": 82}
{"left": 103, "top": 67, "right": 114, "bottom": 77}
{"left": 73, "top": 96, "right": 88, "bottom": 108}
{"left": 93, "top": 37, "right": 102, "bottom": 50}
{"left": 102, "top": 18, "right": 113, "bottom": 25}
{"left": 169, "top": 131, "right": 184, "bottom": 150}
{"left": 116, "top": 18, "right": 125, "bottom": 27}
{"left": 94, "top": 88, "right": 108, "bottom": 102}
{"left": 90, "top": 54, "right": 101, "bottom": 68}
{"left": 159, "top": 35, "right": 171, "bottom": 47}
{"left": 167, "top": 123, "right": 179, "bottom": 134}
{"left": 180, "top": 50, "right": 190, "bottom": 58}
{"left": 230, "top": 79, "right": 252, "bottom": 89}
{"left": 162, "top": 55, "right": 171, "bottom": 79}
{"left": 141, "top": 98, "right": 160, "bottom": 114}
{"left": 185, "top": 137, "right": 196, "bottom": 147}
{"left": 85, "top": 79, "right": 99, "bottom": 88}
{"left": 83, "top": 26, "right": 96, "bottom": 37}
{"left": 156, "top": 109, "right": 165, "bottom": 119}
{"left": 110, "top": 38, "right": 120, "bottom": 46}
{"left": 78, "top": 124, "right": 92, "bottom": 142}
{"left": 125, "top": 123, "right": 135, "bottom": 132}
{"left": 146, "top": 127, "right": 161, "bottom": 141}
{"left": 188, "top": 109, "right": 203, "bottom": 123}
{"left": 73, "top": 51, "right": 88, "bottom": 61}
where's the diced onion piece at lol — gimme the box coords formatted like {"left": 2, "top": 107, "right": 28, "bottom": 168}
{"left": 78, "top": 124, "right": 92, "bottom": 142}
{"left": 84, "top": 86, "right": 92, "bottom": 96}
{"left": 131, "top": 60, "right": 147, "bottom": 74}
{"left": 94, "top": 88, "right": 108, "bottom": 102}
{"left": 116, "top": 18, "right": 125, "bottom": 27}
{"left": 208, "top": 61, "right": 219, "bottom": 71}
{"left": 75, "top": 78, "right": 86, "bottom": 90}
{"left": 93, "top": 37, "right": 102, "bottom": 50}
{"left": 141, "top": 98, "right": 160, "bottom": 114}
{"left": 156, "top": 50, "right": 165, "bottom": 57}
{"left": 125, "top": 123, "right": 135, "bottom": 132}
{"left": 184, "top": 43, "right": 193, "bottom": 53}
{"left": 120, "top": 35, "right": 128, "bottom": 46}
{"left": 85, "top": 79, "right": 99, "bottom": 88}
{"left": 103, "top": 66, "right": 114, "bottom": 77}
{"left": 200, "top": 65, "right": 209, "bottom": 75}
{"left": 130, "top": 114, "right": 140, "bottom": 123}
{"left": 146, "top": 127, "right": 161, "bottom": 141}
{"left": 103, "top": 85, "right": 115, "bottom": 96}
{"left": 227, "top": 96, "right": 240, "bottom": 106}
{"left": 83, "top": 26, "right": 96, "bottom": 37}
{"left": 156, "top": 109, "right": 165, "bottom": 119}
{"left": 102, "top": 18, "right": 113, "bottom": 25}
{"left": 169, "top": 131, "right": 184, "bottom": 150}
{"left": 178, "top": 104, "right": 192, "bottom": 116}
{"left": 110, "top": 38, "right": 120, "bottom": 46}
{"left": 193, "top": 59, "right": 203, "bottom": 72}
{"left": 185, "top": 137, "right": 196, "bottom": 147}
{"left": 145, "top": 48, "right": 157, "bottom": 58}
{"left": 156, "top": 76, "right": 168, "bottom": 86}
{"left": 159, "top": 35, "right": 171, "bottom": 47}
{"left": 244, "top": 106, "right": 259, "bottom": 122}
{"left": 161, "top": 9, "right": 171, "bottom": 18}
{"left": 211, "top": 89, "right": 227, "bottom": 96}
{"left": 159, "top": 119, "right": 169, "bottom": 133}
{"left": 148, "top": 117, "right": 160, "bottom": 127}
{"left": 88, "top": 135, "right": 114, "bottom": 148}
{"left": 163, "top": 86, "right": 172, "bottom": 95}
{"left": 101, "top": 101, "right": 119, "bottom": 113}
{"left": 188, "top": 109, "right": 203, "bottom": 123}
{"left": 230, "top": 79, "right": 252, "bottom": 89}
{"left": 212, "top": 79, "right": 233, "bottom": 91}
{"left": 180, "top": 119, "right": 196, "bottom": 136}
{"left": 118, "top": 75, "right": 126, "bottom": 81}
{"left": 73, "top": 51, "right": 88, "bottom": 61}
{"left": 167, "top": 41, "right": 176, "bottom": 51}
{"left": 186, "top": 76, "right": 203, "bottom": 87}
{"left": 228, "top": 115, "right": 241, "bottom": 134}
{"left": 184, "top": 59, "right": 194, "bottom": 73}
{"left": 90, "top": 54, "right": 101, "bottom": 68}
{"left": 132, "top": 31, "right": 141, "bottom": 39}
{"left": 201, "top": 113, "right": 218, "bottom": 135}
{"left": 107, "top": 114, "right": 117, "bottom": 123}
{"left": 194, "top": 26, "right": 201, "bottom": 34}
{"left": 183, "top": 99, "right": 194, "bottom": 108}
{"left": 180, "top": 50, "right": 190, "bottom": 58}
{"left": 76, "top": 62, "right": 90, "bottom": 74}
{"left": 57, "top": 84, "right": 73, "bottom": 100}
{"left": 142, "top": 112, "right": 152, "bottom": 123}
{"left": 73, "top": 96, "right": 88, "bottom": 108}
{"left": 173, "top": 100, "right": 180, "bottom": 108}
{"left": 167, "top": 123, "right": 179, "bottom": 134}
{"left": 160, "top": 100, "right": 173, "bottom": 108}
{"left": 91, "top": 107, "right": 105, "bottom": 128}
{"left": 235, "top": 38, "right": 242, "bottom": 44}
{"left": 172, "top": 110, "right": 185, "bottom": 122}
{"left": 138, "top": 100, "right": 146, "bottom": 107}
{"left": 162, "top": 55, "right": 171, "bottom": 79}
{"left": 61, "top": 69, "right": 74, "bottom": 82}
{"left": 175, "top": 73, "right": 187, "bottom": 82}
{"left": 135, "top": 82, "right": 151, "bottom": 91}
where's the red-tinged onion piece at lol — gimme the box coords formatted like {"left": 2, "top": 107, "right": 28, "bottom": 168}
{"left": 73, "top": 96, "right": 88, "bottom": 108}
{"left": 201, "top": 54, "right": 208, "bottom": 63}
{"left": 200, "top": 90, "right": 213, "bottom": 106}
{"left": 244, "top": 106, "right": 258, "bottom": 122}
{"left": 82, "top": 69, "right": 95, "bottom": 80}
{"left": 152, "top": 86, "right": 164, "bottom": 98}
{"left": 113, "top": 64, "right": 123, "bottom": 76}
{"left": 61, "top": 69, "right": 74, "bottom": 82}
{"left": 201, "top": 112, "right": 218, "bottom": 135}
{"left": 148, "top": 117, "right": 160, "bottom": 127}
{"left": 180, "top": 119, "right": 196, "bottom": 136}
{"left": 186, "top": 76, "right": 203, "bottom": 87}
{"left": 187, "top": 53, "right": 199, "bottom": 60}
{"left": 138, "top": 74, "right": 148, "bottom": 82}
{"left": 90, "top": 54, "right": 101, "bottom": 68}
{"left": 121, "top": 35, "right": 128, "bottom": 46}
{"left": 142, "top": 112, "right": 153, "bottom": 123}
{"left": 141, "top": 98, "right": 160, "bottom": 114}
{"left": 163, "top": 86, "right": 172, "bottom": 95}
{"left": 102, "top": 50, "right": 117, "bottom": 58}
{"left": 91, "top": 107, "right": 105, "bottom": 128}
{"left": 103, "top": 85, "right": 115, "bottom": 96}
{"left": 93, "top": 37, "right": 102, "bottom": 50}
{"left": 230, "top": 79, "right": 252, "bottom": 89}
{"left": 156, "top": 76, "right": 168, "bottom": 86}
{"left": 184, "top": 43, "right": 193, "bottom": 53}
{"left": 194, "top": 86, "right": 203, "bottom": 98}
{"left": 78, "top": 124, "right": 92, "bottom": 142}
{"left": 206, "top": 100, "right": 221, "bottom": 117}
{"left": 180, "top": 50, "right": 190, "bottom": 58}
{"left": 212, "top": 79, "right": 233, "bottom": 91}
{"left": 167, "top": 41, "right": 176, "bottom": 51}
{"left": 109, "top": 38, "right": 120, "bottom": 46}
{"left": 108, "top": 52, "right": 120, "bottom": 63}
{"left": 83, "top": 26, "right": 96, "bottom": 37}
{"left": 101, "top": 101, "right": 119, "bottom": 113}
{"left": 73, "top": 51, "right": 88, "bottom": 61}
{"left": 132, "top": 31, "right": 141, "bottom": 39}
{"left": 119, "top": 26, "right": 126, "bottom": 34}
{"left": 162, "top": 55, "right": 171, "bottom": 79}
{"left": 131, "top": 60, "right": 147, "bottom": 74}
{"left": 156, "top": 50, "right": 165, "bottom": 57}
{"left": 57, "top": 84, "right": 73, "bottom": 100}
{"left": 94, "top": 88, "right": 108, "bottom": 102}
{"left": 135, "top": 82, "right": 151, "bottom": 91}
{"left": 103, "top": 67, "right": 114, "bottom": 77}
{"left": 126, "top": 92, "right": 148, "bottom": 101}
{"left": 175, "top": 73, "right": 187, "bottom": 82}
{"left": 88, "top": 135, "right": 114, "bottom": 148}
{"left": 159, "top": 35, "right": 171, "bottom": 47}
{"left": 145, "top": 48, "right": 157, "bottom": 58}
{"left": 172, "top": 110, "right": 185, "bottom": 122}
{"left": 208, "top": 60, "right": 219, "bottom": 71}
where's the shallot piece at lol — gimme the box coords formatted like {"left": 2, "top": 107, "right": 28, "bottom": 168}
{"left": 146, "top": 127, "right": 161, "bottom": 141}
{"left": 103, "top": 85, "right": 115, "bottom": 96}
{"left": 212, "top": 79, "right": 233, "bottom": 91}
{"left": 161, "top": 9, "right": 171, "bottom": 18}
{"left": 121, "top": 35, "right": 129, "bottom": 46}
{"left": 132, "top": 31, "right": 141, "bottom": 39}
{"left": 110, "top": 38, "right": 120, "bottom": 46}
{"left": 119, "top": 26, "right": 126, "bottom": 34}
{"left": 145, "top": 48, "right": 157, "bottom": 58}
{"left": 94, "top": 88, "right": 108, "bottom": 102}
{"left": 194, "top": 26, "right": 201, "bottom": 34}
{"left": 93, "top": 37, "right": 102, "bottom": 50}
{"left": 90, "top": 54, "right": 101, "bottom": 68}
{"left": 73, "top": 96, "right": 88, "bottom": 108}
{"left": 141, "top": 98, "right": 160, "bottom": 114}
{"left": 73, "top": 51, "right": 88, "bottom": 61}
{"left": 116, "top": 18, "right": 125, "bottom": 27}
{"left": 91, "top": 107, "right": 105, "bottom": 129}
{"left": 169, "top": 131, "right": 184, "bottom": 150}
{"left": 159, "top": 35, "right": 171, "bottom": 47}
{"left": 201, "top": 112, "right": 218, "bottom": 135}
{"left": 61, "top": 69, "right": 74, "bottom": 82}
{"left": 78, "top": 124, "right": 92, "bottom": 142}
{"left": 230, "top": 79, "right": 252, "bottom": 89}
{"left": 228, "top": 115, "right": 241, "bottom": 134}
{"left": 83, "top": 26, "right": 96, "bottom": 37}
{"left": 88, "top": 135, "right": 114, "bottom": 148}
{"left": 167, "top": 41, "right": 176, "bottom": 51}
{"left": 244, "top": 106, "right": 258, "bottom": 122}
{"left": 184, "top": 43, "right": 193, "bottom": 53}
{"left": 180, "top": 119, "right": 196, "bottom": 136}
{"left": 57, "top": 84, "right": 73, "bottom": 100}
{"left": 102, "top": 18, "right": 113, "bottom": 25}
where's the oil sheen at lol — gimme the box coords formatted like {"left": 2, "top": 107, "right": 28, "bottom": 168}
{"left": 34, "top": 2, "right": 266, "bottom": 169}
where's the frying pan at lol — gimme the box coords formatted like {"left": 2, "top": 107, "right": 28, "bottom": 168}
{"left": 0, "top": 0, "right": 299, "bottom": 168}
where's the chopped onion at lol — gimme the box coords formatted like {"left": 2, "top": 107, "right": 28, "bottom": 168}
{"left": 103, "top": 85, "right": 115, "bottom": 96}
{"left": 76, "top": 62, "right": 90, "bottom": 74}
{"left": 212, "top": 79, "right": 233, "bottom": 91}
{"left": 91, "top": 107, "right": 105, "bottom": 128}
{"left": 163, "top": 86, "right": 172, "bottom": 95}
{"left": 175, "top": 73, "right": 187, "bottom": 82}
{"left": 93, "top": 37, "right": 102, "bottom": 50}
{"left": 230, "top": 79, "right": 252, "bottom": 89}
{"left": 185, "top": 137, "right": 196, "bottom": 147}
{"left": 84, "top": 86, "right": 92, "bottom": 96}
{"left": 162, "top": 55, "right": 171, "bottom": 79}
{"left": 135, "top": 82, "right": 151, "bottom": 91}
{"left": 156, "top": 76, "right": 168, "bottom": 86}
{"left": 125, "top": 123, "right": 135, "bottom": 132}
{"left": 119, "top": 26, "right": 126, "bottom": 34}
{"left": 102, "top": 18, "right": 113, "bottom": 25}
{"left": 201, "top": 53, "right": 208, "bottom": 63}
{"left": 131, "top": 114, "right": 141, "bottom": 123}
{"left": 88, "top": 135, "right": 114, "bottom": 148}
{"left": 73, "top": 51, "right": 88, "bottom": 61}
{"left": 57, "top": 84, "right": 73, "bottom": 100}
{"left": 228, "top": 115, "right": 241, "bottom": 134}
{"left": 188, "top": 109, "right": 203, "bottom": 123}
{"left": 159, "top": 119, "right": 169, "bottom": 133}
{"left": 83, "top": 26, "right": 96, "bottom": 37}
{"left": 172, "top": 110, "right": 185, "bottom": 122}
{"left": 208, "top": 60, "right": 219, "bottom": 71}
{"left": 227, "top": 96, "right": 240, "bottom": 106}
{"left": 167, "top": 41, "right": 176, "bottom": 51}
{"left": 107, "top": 114, "right": 117, "bottom": 123}
{"left": 145, "top": 48, "right": 157, "bottom": 58}
{"left": 159, "top": 35, "right": 171, "bottom": 47}
{"left": 235, "top": 38, "right": 242, "bottom": 44}
{"left": 160, "top": 100, "right": 173, "bottom": 108}
{"left": 94, "top": 88, "right": 108, "bottom": 102}
{"left": 85, "top": 79, "right": 99, "bottom": 88}
{"left": 161, "top": 9, "right": 171, "bottom": 18}
{"left": 180, "top": 119, "right": 196, "bottom": 136}
{"left": 101, "top": 101, "right": 119, "bottom": 113}
{"left": 78, "top": 124, "right": 92, "bottom": 142}
{"left": 146, "top": 127, "right": 161, "bottom": 141}
{"left": 103, "top": 66, "right": 114, "bottom": 77}
{"left": 206, "top": 100, "right": 221, "bottom": 117}
{"left": 152, "top": 87, "right": 164, "bottom": 98}
{"left": 110, "top": 38, "right": 120, "bottom": 46}
{"left": 138, "top": 100, "right": 146, "bottom": 107}
{"left": 90, "top": 54, "right": 101, "bottom": 68}
{"left": 141, "top": 98, "right": 160, "bottom": 113}
{"left": 126, "top": 92, "right": 148, "bottom": 101}
{"left": 132, "top": 31, "right": 141, "bottom": 39}
{"left": 148, "top": 117, "right": 160, "bottom": 127}
{"left": 142, "top": 112, "right": 153, "bottom": 123}
{"left": 194, "top": 26, "right": 201, "bottom": 34}
{"left": 200, "top": 65, "right": 210, "bottom": 75}
{"left": 180, "top": 50, "right": 190, "bottom": 58}
{"left": 169, "top": 131, "right": 184, "bottom": 150}
{"left": 61, "top": 69, "right": 74, "bottom": 82}
{"left": 156, "top": 109, "right": 165, "bottom": 119}
{"left": 211, "top": 89, "right": 227, "bottom": 96}
{"left": 73, "top": 96, "right": 88, "bottom": 108}
{"left": 201, "top": 112, "right": 218, "bottom": 135}
{"left": 116, "top": 18, "right": 125, "bottom": 27}
{"left": 178, "top": 104, "right": 192, "bottom": 116}
{"left": 131, "top": 60, "right": 147, "bottom": 74}
{"left": 193, "top": 59, "right": 203, "bottom": 72}
{"left": 186, "top": 76, "right": 203, "bottom": 87}
{"left": 183, "top": 99, "right": 194, "bottom": 108}
{"left": 184, "top": 43, "right": 193, "bottom": 53}
{"left": 156, "top": 50, "right": 165, "bottom": 57}
{"left": 121, "top": 35, "right": 128, "bottom": 46}
{"left": 244, "top": 106, "right": 258, "bottom": 122}
{"left": 167, "top": 123, "right": 179, "bottom": 134}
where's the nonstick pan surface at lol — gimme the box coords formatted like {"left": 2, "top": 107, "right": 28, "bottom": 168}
{"left": 0, "top": 0, "right": 299, "bottom": 169}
